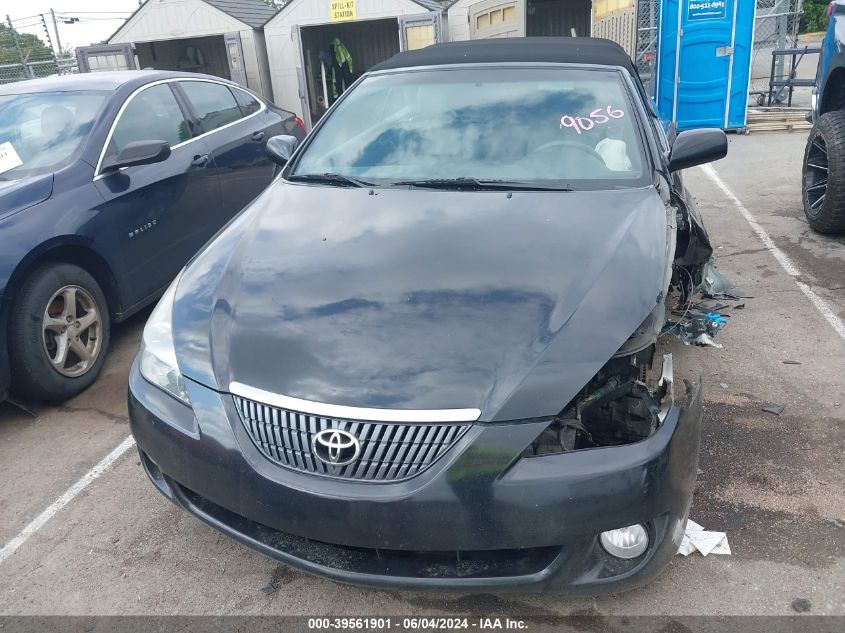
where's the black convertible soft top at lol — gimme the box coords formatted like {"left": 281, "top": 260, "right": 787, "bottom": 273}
{"left": 370, "top": 37, "right": 636, "bottom": 75}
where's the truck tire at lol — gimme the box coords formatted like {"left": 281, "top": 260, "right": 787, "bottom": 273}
{"left": 803, "top": 111, "right": 845, "bottom": 233}
{"left": 9, "top": 263, "right": 111, "bottom": 402}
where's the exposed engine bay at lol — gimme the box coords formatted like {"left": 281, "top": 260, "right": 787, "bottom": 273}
{"left": 524, "top": 179, "right": 740, "bottom": 457}
{"left": 523, "top": 347, "right": 675, "bottom": 455}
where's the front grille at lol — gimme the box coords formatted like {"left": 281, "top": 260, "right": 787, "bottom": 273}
{"left": 233, "top": 396, "right": 471, "bottom": 481}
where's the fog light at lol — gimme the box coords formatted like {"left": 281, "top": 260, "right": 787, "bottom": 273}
{"left": 600, "top": 524, "right": 649, "bottom": 559}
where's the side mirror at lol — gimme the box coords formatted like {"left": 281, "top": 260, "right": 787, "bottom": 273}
{"left": 266, "top": 134, "right": 299, "bottom": 166}
{"left": 101, "top": 140, "right": 170, "bottom": 171}
{"left": 668, "top": 129, "right": 727, "bottom": 172}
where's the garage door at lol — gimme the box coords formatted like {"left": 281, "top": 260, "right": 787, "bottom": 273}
{"left": 469, "top": 0, "right": 525, "bottom": 39}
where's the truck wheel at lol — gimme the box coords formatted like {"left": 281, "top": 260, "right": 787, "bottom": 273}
{"left": 803, "top": 111, "right": 845, "bottom": 233}
{"left": 9, "top": 263, "right": 111, "bottom": 402}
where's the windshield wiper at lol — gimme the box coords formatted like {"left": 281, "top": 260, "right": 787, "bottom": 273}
{"left": 287, "top": 173, "right": 375, "bottom": 188}
{"left": 391, "top": 178, "right": 573, "bottom": 191}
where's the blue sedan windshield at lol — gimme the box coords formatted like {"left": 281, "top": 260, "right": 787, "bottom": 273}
{"left": 291, "top": 67, "right": 649, "bottom": 189}
{"left": 0, "top": 91, "right": 107, "bottom": 178}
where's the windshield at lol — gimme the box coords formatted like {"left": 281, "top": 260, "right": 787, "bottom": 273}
{"left": 291, "top": 67, "right": 649, "bottom": 190}
{"left": 0, "top": 91, "right": 108, "bottom": 179}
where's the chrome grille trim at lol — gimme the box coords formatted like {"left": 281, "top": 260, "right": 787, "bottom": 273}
{"left": 233, "top": 395, "right": 472, "bottom": 482}
{"left": 229, "top": 381, "right": 481, "bottom": 423}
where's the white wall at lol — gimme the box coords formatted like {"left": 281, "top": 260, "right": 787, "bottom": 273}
{"left": 109, "top": 0, "right": 272, "bottom": 99}
{"left": 110, "top": 0, "right": 246, "bottom": 42}
{"left": 264, "top": 0, "right": 438, "bottom": 117}
{"left": 446, "top": 0, "right": 472, "bottom": 42}
{"left": 238, "top": 29, "right": 268, "bottom": 97}
{"left": 448, "top": 0, "right": 598, "bottom": 41}
{"left": 592, "top": 8, "right": 636, "bottom": 57}
{"left": 252, "top": 29, "right": 274, "bottom": 99}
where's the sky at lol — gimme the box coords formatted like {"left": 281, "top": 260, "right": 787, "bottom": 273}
{"left": 4, "top": 0, "right": 141, "bottom": 52}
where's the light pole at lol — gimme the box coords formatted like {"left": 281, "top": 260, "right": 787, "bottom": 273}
{"left": 51, "top": 8, "right": 63, "bottom": 58}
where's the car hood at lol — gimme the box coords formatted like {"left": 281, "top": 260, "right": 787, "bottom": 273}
{"left": 173, "top": 181, "right": 669, "bottom": 422}
{"left": 0, "top": 173, "right": 53, "bottom": 221}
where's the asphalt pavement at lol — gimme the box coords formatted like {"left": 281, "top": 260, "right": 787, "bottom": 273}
{"left": 0, "top": 130, "right": 843, "bottom": 617}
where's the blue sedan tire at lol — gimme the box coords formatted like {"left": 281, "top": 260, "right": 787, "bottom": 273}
{"left": 10, "top": 263, "right": 111, "bottom": 402}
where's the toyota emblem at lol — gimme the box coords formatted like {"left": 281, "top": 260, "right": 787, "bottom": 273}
{"left": 312, "top": 428, "right": 361, "bottom": 466}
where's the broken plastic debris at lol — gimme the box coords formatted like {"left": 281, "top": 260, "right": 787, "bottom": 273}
{"left": 678, "top": 520, "right": 731, "bottom": 556}
{"left": 701, "top": 259, "right": 735, "bottom": 297}
{"left": 688, "top": 333, "right": 723, "bottom": 348}
{"left": 666, "top": 306, "right": 729, "bottom": 347}
{"left": 762, "top": 403, "right": 786, "bottom": 416}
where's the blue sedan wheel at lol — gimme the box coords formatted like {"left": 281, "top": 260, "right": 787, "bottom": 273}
{"left": 10, "top": 263, "right": 111, "bottom": 401}
{"left": 41, "top": 284, "right": 104, "bottom": 378}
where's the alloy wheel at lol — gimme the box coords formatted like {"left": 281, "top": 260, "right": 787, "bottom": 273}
{"left": 805, "top": 134, "right": 829, "bottom": 216}
{"left": 41, "top": 285, "right": 103, "bottom": 377}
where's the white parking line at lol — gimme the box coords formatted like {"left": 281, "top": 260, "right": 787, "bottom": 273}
{"left": 0, "top": 435, "right": 135, "bottom": 566}
{"left": 701, "top": 164, "right": 845, "bottom": 341}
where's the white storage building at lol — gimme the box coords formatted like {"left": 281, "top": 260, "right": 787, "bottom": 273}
{"left": 77, "top": 0, "right": 278, "bottom": 99}
{"left": 446, "top": 0, "right": 636, "bottom": 56}
{"left": 264, "top": 0, "right": 447, "bottom": 128}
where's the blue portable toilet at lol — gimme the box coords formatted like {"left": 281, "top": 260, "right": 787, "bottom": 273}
{"left": 656, "top": 0, "right": 756, "bottom": 130}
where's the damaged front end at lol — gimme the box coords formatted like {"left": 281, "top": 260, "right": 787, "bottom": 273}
{"left": 664, "top": 182, "right": 742, "bottom": 348}
{"left": 523, "top": 347, "right": 677, "bottom": 455}
{"left": 522, "top": 183, "right": 734, "bottom": 457}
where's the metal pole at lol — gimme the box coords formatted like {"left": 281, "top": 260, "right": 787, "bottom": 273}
{"left": 775, "top": 0, "right": 787, "bottom": 86}
{"left": 723, "top": 0, "right": 739, "bottom": 129}
{"left": 40, "top": 13, "right": 55, "bottom": 57}
{"left": 6, "top": 15, "right": 34, "bottom": 79}
{"left": 671, "top": 1, "right": 683, "bottom": 127}
{"left": 51, "top": 8, "right": 63, "bottom": 58}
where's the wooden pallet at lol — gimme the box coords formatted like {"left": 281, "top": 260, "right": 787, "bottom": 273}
{"left": 745, "top": 108, "right": 813, "bottom": 133}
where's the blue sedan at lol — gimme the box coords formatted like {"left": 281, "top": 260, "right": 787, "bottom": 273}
{"left": 0, "top": 70, "right": 306, "bottom": 402}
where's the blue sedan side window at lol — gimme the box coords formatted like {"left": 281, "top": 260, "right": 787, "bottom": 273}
{"left": 110, "top": 84, "right": 190, "bottom": 156}
{"left": 180, "top": 81, "right": 243, "bottom": 133}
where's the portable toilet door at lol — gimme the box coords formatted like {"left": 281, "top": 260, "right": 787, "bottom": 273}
{"left": 656, "top": 0, "right": 755, "bottom": 130}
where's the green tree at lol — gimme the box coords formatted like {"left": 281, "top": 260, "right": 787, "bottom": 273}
{"left": 0, "top": 24, "right": 54, "bottom": 64}
{"left": 801, "top": 0, "right": 831, "bottom": 34}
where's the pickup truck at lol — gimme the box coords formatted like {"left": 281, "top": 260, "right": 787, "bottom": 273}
{"left": 804, "top": 0, "right": 845, "bottom": 232}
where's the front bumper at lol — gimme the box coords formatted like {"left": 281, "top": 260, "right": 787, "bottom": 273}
{"left": 128, "top": 361, "right": 702, "bottom": 594}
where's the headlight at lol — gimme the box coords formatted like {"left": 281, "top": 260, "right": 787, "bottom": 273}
{"left": 139, "top": 274, "right": 190, "bottom": 404}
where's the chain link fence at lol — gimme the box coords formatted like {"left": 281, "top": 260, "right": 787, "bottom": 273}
{"left": 635, "top": 0, "right": 660, "bottom": 98}
{"left": 634, "top": 0, "right": 810, "bottom": 108}
{"left": 0, "top": 58, "right": 78, "bottom": 85}
{"left": 1, "top": 18, "right": 79, "bottom": 85}
{"left": 751, "top": 0, "right": 807, "bottom": 105}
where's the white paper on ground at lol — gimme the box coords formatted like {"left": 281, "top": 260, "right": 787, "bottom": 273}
{"left": 0, "top": 141, "right": 23, "bottom": 175}
{"left": 678, "top": 519, "right": 731, "bottom": 556}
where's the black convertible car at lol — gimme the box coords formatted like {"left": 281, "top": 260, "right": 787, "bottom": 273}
{"left": 129, "top": 39, "right": 728, "bottom": 594}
